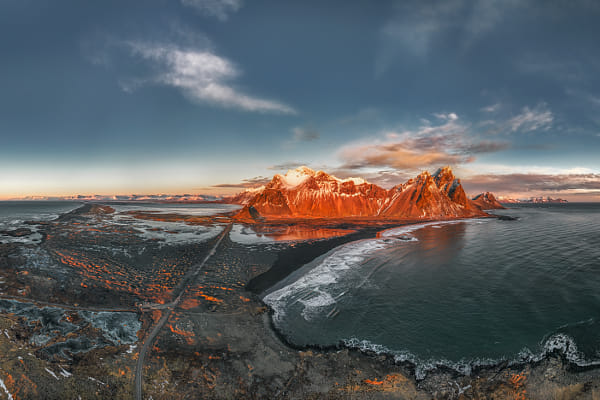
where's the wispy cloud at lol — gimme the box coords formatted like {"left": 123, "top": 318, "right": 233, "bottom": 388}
{"left": 375, "top": 0, "right": 523, "bottom": 75}
{"left": 516, "top": 56, "right": 589, "bottom": 84}
{"left": 508, "top": 103, "right": 553, "bottom": 132}
{"left": 339, "top": 113, "right": 509, "bottom": 171}
{"left": 268, "top": 162, "right": 308, "bottom": 171}
{"left": 181, "top": 0, "right": 243, "bottom": 21}
{"left": 462, "top": 172, "right": 600, "bottom": 198}
{"left": 433, "top": 112, "right": 459, "bottom": 121}
{"left": 461, "top": 0, "right": 524, "bottom": 49}
{"left": 211, "top": 175, "right": 270, "bottom": 189}
{"left": 123, "top": 41, "right": 295, "bottom": 114}
{"left": 375, "top": 1, "right": 462, "bottom": 75}
{"left": 481, "top": 103, "right": 501, "bottom": 113}
{"left": 291, "top": 126, "right": 319, "bottom": 142}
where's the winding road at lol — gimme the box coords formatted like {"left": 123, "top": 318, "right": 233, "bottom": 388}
{"left": 134, "top": 223, "right": 232, "bottom": 400}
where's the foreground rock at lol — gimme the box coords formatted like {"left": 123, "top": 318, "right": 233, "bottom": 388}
{"left": 0, "top": 227, "right": 33, "bottom": 237}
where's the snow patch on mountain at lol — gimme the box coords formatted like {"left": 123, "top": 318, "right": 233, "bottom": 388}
{"left": 277, "top": 167, "right": 315, "bottom": 188}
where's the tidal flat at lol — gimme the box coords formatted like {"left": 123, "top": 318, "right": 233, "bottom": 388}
{"left": 0, "top": 202, "right": 598, "bottom": 399}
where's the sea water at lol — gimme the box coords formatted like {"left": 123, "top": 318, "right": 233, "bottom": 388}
{"left": 263, "top": 204, "right": 600, "bottom": 378}
{"left": 0, "top": 201, "right": 82, "bottom": 227}
{"left": 0, "top": 201, "right": 82, "bottom": 243}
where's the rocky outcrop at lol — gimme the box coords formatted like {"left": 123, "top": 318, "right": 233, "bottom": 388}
{"left": 224, "top": 187, "right": 266, "bottom": 205}
{"left": 472, "top": 192, "right": 506, "bottom": 210}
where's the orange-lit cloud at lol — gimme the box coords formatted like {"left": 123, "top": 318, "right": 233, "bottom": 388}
{"left": 339, "top": 114, "right": 508, "bottom": 170}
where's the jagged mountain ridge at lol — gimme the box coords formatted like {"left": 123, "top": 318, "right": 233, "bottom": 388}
{"left": 232, "top": 166, "right": 493, "bottom": 220}
{"left": 471, "top": 192, "right": 506, "bottom": 210}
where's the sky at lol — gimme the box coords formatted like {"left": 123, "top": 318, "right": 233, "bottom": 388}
{"left": 1, "top": 0, "right": 600, "bottom": 200}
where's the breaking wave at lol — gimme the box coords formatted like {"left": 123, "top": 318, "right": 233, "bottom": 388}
{"left": 264, "top": 238, "right": 396, "bottom": 323}
{"left": 264, "top": 219, "right": 479, "bottom": 324}
{"left": 343, "top": 331, "right": 600, "bottom": 380}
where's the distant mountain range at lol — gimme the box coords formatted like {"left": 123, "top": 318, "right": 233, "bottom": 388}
{"left": 231, "top": 166, "right": 504, "bottom": 220}
{"left": 498, "top": 196, "right": 568, "bottom": 204}
{"left": 14, "top": 194, "right": 222, "bottom": 202}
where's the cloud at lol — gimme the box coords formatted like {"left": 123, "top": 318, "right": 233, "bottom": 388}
{"left": 375, "top": 0, "right": 523, "bottom": 75}
{"left": 123, "top": 41, "right": 295, "bottom": 114}
{"left": 517, "top": 57, "right": 589, "bottom": 84}
{"left": 375, "top": 1, "right": 463, "bottom": 75}
{"left": 481, "top": 103, "right": 501, "bottom": 113}
{"left": 477, "top": 103, "right": 555, "bottom": 135}
{"left": 508, "top": 103, "right": 553, "bottom": 132}
{"left": 339, "top": 114, "right": 509, "bottom": 171}
{"left": 267, "top": 162, "right": 309, "bottom": 171}
{"left": 433, "top": 112, "right": 459, "bottom": 121}
{"left": 291, "top": 126, "right": 319, "bottom": 142}
{"left": 462, "top": 172, "right": 600, "bottom": 198}
{"left": 211, "top": 175, "right": 270, "bottom": 189}
{"left": 181, "top": 0, "right": 243, "bottom": 21}
{"left": 461, "top": 0, "right": 524, "bottom": 48}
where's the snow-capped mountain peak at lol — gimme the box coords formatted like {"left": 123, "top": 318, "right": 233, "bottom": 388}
{"left": 276, "top": 166, "right": 317, "bottom": 189}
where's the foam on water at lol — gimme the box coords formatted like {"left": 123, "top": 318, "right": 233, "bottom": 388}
{"left": 299, "top": 291, "right": 336, "bottom": 321}
{"left": 264, "top": 220, "right": 477, "bottom": 323}
{"left": 264, "top": 237, "right": 406, "bottom": 323}
{"left": 344, "top": 332, "right": 600, "bottom": 380}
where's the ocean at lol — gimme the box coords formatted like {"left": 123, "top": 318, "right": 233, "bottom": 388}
{"left": 0, "top": 201, "right": 82, "bottom": 244}
{"left": 0, "top": 201, "right": 82, "bottom": 227}
{"left": 263, "top": 203, "right": 600, "bottom": 378}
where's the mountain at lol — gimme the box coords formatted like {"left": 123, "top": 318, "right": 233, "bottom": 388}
{"left": 233, "top": 166, "right": 489, "bottom": 220}
{"left": 234, "top": 166, "right": 389, "bottom": 219}
{"left": 471, "top": 192, "right": 506, "bottom": 210}
{"left": 380, "top": 169, "right": 480, "bottom": 219}
{"left": 13, "top": 194, "right": 222, "bottom": 202}
{"left": 224, "top": 187, "right": 266, "bottom": 205}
